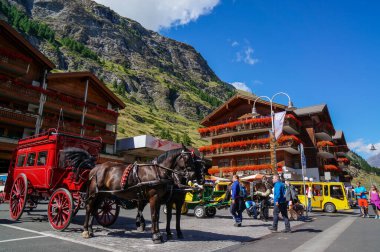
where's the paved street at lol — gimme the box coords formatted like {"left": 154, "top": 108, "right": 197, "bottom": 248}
{"left": 0, "top": 202, "right": 379, "bottom": 252}
{"left": 0, "top": 202, "right": 301, "bottom": 252}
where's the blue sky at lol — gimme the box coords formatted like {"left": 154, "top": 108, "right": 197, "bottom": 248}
{"left": 97, "top": 0, "right": 380, "bottom": 159}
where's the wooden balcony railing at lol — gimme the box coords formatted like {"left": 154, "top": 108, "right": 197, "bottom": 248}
{"left": 0, "top": 106, "right": 37, "bottom": 128}
{"left": 84, "top": 128, "right": 116, "bottom": 144}
{"left": 199, "top": 136, "right": 301, "bottom": 157}
{"left": 0, "top": 48, "right": 31, "bottom": 77}
{"left": 0, "top": 78, "right": 40, "bottom": 103}
{"left": 198, "top": 114, "right": 301, "bottom": 139}
{"left": 315, "top": 122, "right": 335, "bottom": 140}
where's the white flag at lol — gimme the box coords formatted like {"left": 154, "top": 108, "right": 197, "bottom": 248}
{"left": 274, "top": 111, "right": 286, "bottom": 140}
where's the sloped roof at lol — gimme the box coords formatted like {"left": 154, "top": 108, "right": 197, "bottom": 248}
{"left": 294, "top": 104, "right": 326, "bottom": 116}
{"left": 200, "top": 91, "right": 286, "bottom": 125}
{"left": 333, "top": 130, "right": 343, "bottom": 140}
{"left": 47, "top": 72, "right": 125, "bottom": 108}
{"left": 0, "top": 20, "right": 55, "bottom": 69}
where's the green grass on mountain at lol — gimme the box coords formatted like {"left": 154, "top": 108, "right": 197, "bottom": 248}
{"left": 106, "top": 83, "right": 209, "bottom": 147}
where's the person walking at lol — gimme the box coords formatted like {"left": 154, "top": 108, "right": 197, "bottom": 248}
{"left": 268, "top": 175, "right": 291, "bottom": 233}
{"left": 369, "top": 185, "right": 380, "bottom": 219}
{"left": 306, "top": 185, "right": 313, "bottom": 213}
{"left": 285, "top": 180, "right": 299, "bottom": 220}
{"left": 230, "top": 175, "right": 244, "bottom": 227}
{"left": 354, "top": 181, "right": 369, "bottom": 217}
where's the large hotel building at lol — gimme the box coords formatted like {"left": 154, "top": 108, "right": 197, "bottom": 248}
{"left": 198, "top": 92, "right": 350, "bottom": 182}
{"left": 0, "top": 20, "right": 125, "bottom": 173}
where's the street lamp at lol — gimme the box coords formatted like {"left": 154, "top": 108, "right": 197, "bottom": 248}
{"left": 251, "top": 92, "right": 295, "bottom": 175}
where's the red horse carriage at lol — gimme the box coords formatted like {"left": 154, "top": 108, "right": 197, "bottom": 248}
{"left": 3, "top": 129, "right": 119, "bottom": 230}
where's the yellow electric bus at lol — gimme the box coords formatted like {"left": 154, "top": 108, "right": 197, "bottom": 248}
{"left": 290, "top": 181, "right": 351, "bottom": 213}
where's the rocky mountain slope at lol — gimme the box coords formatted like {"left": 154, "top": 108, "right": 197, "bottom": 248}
{"left": 0, "top": 0, "right": 235, "bottom": 145}
{"left": 347, "top": 151, "right": 380, "bottom": 175}
{"left": 367, "top": 153, "right": 380, "bottom": 168}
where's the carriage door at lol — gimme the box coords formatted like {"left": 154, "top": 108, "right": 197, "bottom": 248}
{"left": 312, "top": 183, "right": 324, "bottom": 209}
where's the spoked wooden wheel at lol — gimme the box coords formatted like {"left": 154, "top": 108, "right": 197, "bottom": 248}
{"left": 9, "top": 174, "right": 28, "bottom": 220}
{"left": 47, "top": 188, "right": 73, "bottom": 231}
{"left": 95, "top": 198, "right": 120, "bottom": 227}
{"left": 72, "top": 193, "right": 81, "bottom": 216}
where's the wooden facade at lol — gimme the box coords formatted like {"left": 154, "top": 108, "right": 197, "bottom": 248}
{"left": 0, "top": 21, "right": 125, "bottom": 172}
{"left": 198, "top": 92, "right": 350, "bottom": 181}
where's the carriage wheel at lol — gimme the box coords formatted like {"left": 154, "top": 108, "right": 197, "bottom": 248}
{"left": 47, "top": 188, "right": 73, "bottom": 231}
{"left": 9, "top": 174, "right": 28, "bottom": 220}
{"left": 95, "top": 198, "right": 120, "bottom": 227}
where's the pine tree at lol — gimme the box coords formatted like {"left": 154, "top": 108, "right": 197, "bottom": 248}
{"left": 182, "top": 132, "right": 193, "bottom": 146}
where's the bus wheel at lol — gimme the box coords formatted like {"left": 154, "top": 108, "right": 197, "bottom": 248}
{"left": 324, "top": 203, "right": 336, "bottom": 213}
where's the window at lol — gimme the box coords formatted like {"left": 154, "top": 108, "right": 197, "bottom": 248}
{"left": 26, "top": 153, "right": 36, "bottom": 166}
{"left": 16, "top": 155, "right": 26, "bottom": 167}
{"left": 293, "top": 184, "right": 304, "bottom": 195}
{"left": 330, "top": 185, "right": 344, "bottom": 199}
{"left": 37, "top": 151, "right": 48, "bottom": 166}
{"left": 218, "top": 159, "right": 230, "bottom": 167}
{"left": 324, "top": 185, "right": 328, "bottom": 196}
{"left": 313, "top": 184, "right": 322, "bottom": 196}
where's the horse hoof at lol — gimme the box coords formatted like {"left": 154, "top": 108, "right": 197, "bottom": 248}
{"left": 153, "top": 239, "right": 163, "bottom": 244}
{"left": 166, "top": 233, "right": 173, "bottom": 240}
{"left": 82, "top": 231, "right": 90, "bottom": 239}
{"left": 137, "top": 226, "right": 145, "bottom": 232}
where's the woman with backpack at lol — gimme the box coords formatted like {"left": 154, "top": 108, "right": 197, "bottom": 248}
{"left": 285, "top": 180, "right": 299, "bottom": 220}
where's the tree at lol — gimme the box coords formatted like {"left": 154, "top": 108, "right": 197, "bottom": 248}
{"left": 174, "top": 133, "right": 181, "bottom": 143}
{"left": 112, "top": 79, "right": 118, "bottom": 90}
{"left": 181, "top": 132, "right": 193, "bottom": 146}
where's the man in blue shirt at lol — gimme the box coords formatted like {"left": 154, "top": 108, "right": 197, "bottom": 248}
{"left": 230, "top": 175, "right": 244, "bottom": 227}
{"left": 268, "top": 175, "right": 291, "bottom": 233}
{"left": 354, "top": 181, "right": 368, "bottom": 217}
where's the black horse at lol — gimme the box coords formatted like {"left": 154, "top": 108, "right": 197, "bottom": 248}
{"left": 64, "top": 146, "right": 198, "bottom": 244}
{"left": 135, "top": 155, "right": 209, "bottom": 239}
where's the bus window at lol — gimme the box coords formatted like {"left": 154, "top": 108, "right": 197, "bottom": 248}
{"left": 324, "top": 185, "right": 328, "bottom": 196}
{"left": 293, "top": 184, "right": 303, "bottom": 195}
{"left": 37, "top": 151, "right": 48, "bottom": 166}
{"left": 26, "top": 153, "right": 36, "bottom": 167}
{"left": 16, "top": 155, "right": 26, "bottom": 167}
{"left": 313, "top": 184, "right": 322, "bottom": 196}
{"left": 330, "top": 185, "right": 344, "bottom": 200}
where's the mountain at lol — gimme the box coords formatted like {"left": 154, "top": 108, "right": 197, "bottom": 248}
{"left": 347, "top": 151, "right": 380, "bottom": 175}
{"left": 0, "top": 0, "right": 235, "bottom": 145}
{"left": 367, "top": 153, "right": 380, "bottom": 168}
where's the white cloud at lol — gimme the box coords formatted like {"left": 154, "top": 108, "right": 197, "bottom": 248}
{"left": 233, "top": 40, "right": 259, "bottom": 66}
{"left": 230, "top": 82, "right": 252, "bottom": 93}
{"left": 231, "top": 41, "right": 239, "bottom": 47}
{"left": 348, "top": 139, "right": 380, "bottom": 158}
{"left": 94, "top": 0, "right": 220, "bottom": 31}
{"left": 253, "top": 80, "right": 263, "bottom": 85}
{"left": 244, "top": 46, "right": 259, "bottom": 65}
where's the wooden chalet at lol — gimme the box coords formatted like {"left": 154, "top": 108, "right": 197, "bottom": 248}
{"left": 0, "top": 20, "right": 125, "bottom": 172}
{"left": 198, "top": 92, "right": 351, "bottom": 181}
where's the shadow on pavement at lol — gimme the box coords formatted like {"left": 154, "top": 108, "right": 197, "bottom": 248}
{"left": 292, "top": 228, "right": 322, "bottom": 233}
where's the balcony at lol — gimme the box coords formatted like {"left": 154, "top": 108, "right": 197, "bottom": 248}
{"left": 335, "top": 146, "right": 349, "bottom": 157}
{"left": 0, "top": 105, "right": 37, "bottom": 128}
{"left": 337, "top": 157, "right": 350, "bottom": 168}
{"left": 44, "top": 91, "right": 118, "bottom": 124}
{"left": 43, "top": 117, "right": 115, "bottom": 144}
{"left": 322, "top": 164, "right": 341, "bottom": 172}
{"left": 315, "top": 122, "right": 335, "bottom": 141}
{"left": 0, "top": 78, "right": 41, "bottom": 104}
{"left": 198, "top": 114, "right": 301, "bottom": 140}
{"left": 317, "top": 146, "right": 335, "bottom": 159}
{"left": 84, "top": 128, "right": 116, "bottom": 145}
{"left": 0, "top": 49, "right": 32, "bottom": 77}
{"left": 199, "top": 135, "right": 301, "bottom": 158}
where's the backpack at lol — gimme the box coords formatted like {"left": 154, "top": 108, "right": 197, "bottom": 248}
{"left": 239, "top": 183, "right": 247, "bottom": 198}
{"left": 290, "top": 186, "right": 298, "bottom": 203}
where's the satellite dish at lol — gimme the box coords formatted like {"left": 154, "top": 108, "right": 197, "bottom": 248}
{"left": 370, "top": 144, "right": 377, "bottom": 151}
